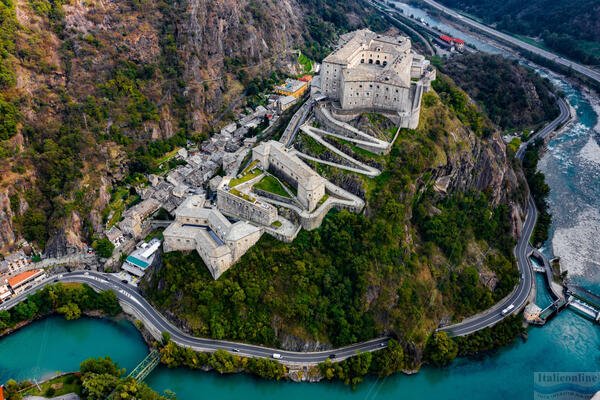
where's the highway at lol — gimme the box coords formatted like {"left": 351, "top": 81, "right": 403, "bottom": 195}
{"left": 439, "top": 98, "right": 570, "bottom": 336}
{"left": 0, "top": 271, "right": 388, "bottom": 365}
{"left": 420, "top": 0, "right": 600, "bottom": 85}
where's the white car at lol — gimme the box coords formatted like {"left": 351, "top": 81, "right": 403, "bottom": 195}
{"left": 272, "top": 353, "right": 282, "bottom": 359}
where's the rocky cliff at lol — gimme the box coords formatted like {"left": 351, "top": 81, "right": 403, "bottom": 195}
{"left": 0, "top": 0, "right": 380, "bottom": 255}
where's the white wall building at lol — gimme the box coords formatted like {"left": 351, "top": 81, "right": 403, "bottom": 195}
{"left": 163, "top": 196, "right": 263, "bottom": 279}
{"left": 320, "top": 29, "right": 426, "bottom": 129}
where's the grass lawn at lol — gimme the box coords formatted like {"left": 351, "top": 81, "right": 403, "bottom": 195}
{"left": 316, "top": 194, "right": 329, "bottom": 208}
{"left": 241, "top": 160, "right": 258, "bottom": 174}
{"left": 254, "top": 175, "right": 290, "bottom": 198}
{"left": 298, "top": 53, "right": 314, "bottom": 73}
{"left": 271, "top": 220, "right": 282, "bottom": 227}
{"left": 229, "top": 168, "right": 262, "bottom": 187}
{"left": 25, "top": 373, "right": 83, "bottom": 398}
{"left": 230, "top": 187, "right": 255, "bottom": 202}
{"left": 156, "top": 147, "right": 181, "bottom": 165}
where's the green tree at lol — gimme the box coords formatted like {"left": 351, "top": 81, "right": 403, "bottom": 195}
{"left": 3, "top": 379, "right": 22, "bottom": 400}
{"left": 424, "top": 332, "right": 458, "bottom": 367}
{"left": 93, "top": 238, "right": 115, "bottom": 258}
{"left": 371, "top": 339, "right": 405, "bottom": 377}
{"left": 81, "top": 373, "right": 119, "bottom": 399}
{"left": 57, "top": 302, "right": 81, "bottom": 320}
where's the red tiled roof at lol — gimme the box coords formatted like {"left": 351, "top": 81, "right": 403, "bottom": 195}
{"left": 8, "top": 269, "right": 42, "bottom": 288}
{"left": 453, "top": 38, "right": 465, "bottom": 44}
{"left": 440, "top": 35, "right": 453, "bottom": 42}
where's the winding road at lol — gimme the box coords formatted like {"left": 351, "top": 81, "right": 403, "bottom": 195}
{"left": 439, "top": 98, "right": 570, "bottom": 336}
{"left": 0, "top": 271, "right": 387, "bottom": 365}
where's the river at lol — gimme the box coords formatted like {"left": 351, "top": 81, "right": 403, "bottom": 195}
{"left": 2, "top": 3, "right": 600, "bottom": 399}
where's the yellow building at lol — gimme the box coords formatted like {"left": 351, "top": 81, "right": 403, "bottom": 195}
{"left": 274, "top": 79, "right": 308, "bottom": 99}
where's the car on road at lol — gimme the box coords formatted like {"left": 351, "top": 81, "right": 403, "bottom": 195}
{"left": 53, "top": 279, "right": 58, "bottom": 283}
{"left": 232, "top": 348, "right": 239, "bottom": 352}
{"left": 329, "top": 354, "right": 336, "bottom": 359}
{"left": 272, "top": 353, "right": 282, "bottom": 359}
{"left": 501, "top": 304, "right": 515, "bottom": 315}
{"left": 84, "top": 272, "right": 90, "bottom": 276}
{"left": 121, "top": 279, "right": 128, "bottom": 284}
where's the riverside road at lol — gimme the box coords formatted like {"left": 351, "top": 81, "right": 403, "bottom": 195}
{"left": 0, "top": 271, "right": 388, "bottom": 365}
{"left": 420, "top": 0, "right": 600, "bottom": 85}
{"left": 439, "top": 98, "right": 570, "bottom": 336}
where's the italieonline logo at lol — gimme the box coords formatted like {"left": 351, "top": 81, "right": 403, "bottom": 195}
{"left": 534, "top": 372, "right": 600, "bottom": 399}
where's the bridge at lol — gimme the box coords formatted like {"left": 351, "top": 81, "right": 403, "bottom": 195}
{"left": 128, "top": 350, "right": 161, "bottom": 381}
{"left": 104, "top": 350, "right": 161, "bottom": 399}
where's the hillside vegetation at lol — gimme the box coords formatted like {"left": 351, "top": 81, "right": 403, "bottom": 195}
{"left": 437, "top": 53, "right": 559, "bottom": 130}
{"left": 142, "top": 76, "right": 525, "bottom": 368}
{"left": 0, "top": 0, "right": 390, "bottom": 256}
{"left": 437, "top": 0, "right": 600, "bottom": 66}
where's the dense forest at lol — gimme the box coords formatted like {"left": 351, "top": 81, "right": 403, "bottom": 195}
{"left": 437, "top": 53, "right": 559, "bottom": 130}
{"left": 437, "top": 0, "right": 600, "bottom": 65}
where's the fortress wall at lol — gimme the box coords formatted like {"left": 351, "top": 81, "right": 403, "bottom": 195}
{"left": 227, "top": 229, "right": 263, "bottom": 263}
{"left": 217, "top": 189, "right": 277, "bottom": 226}
{"left": 253, "top": 188, "right": 295, "bottom": 205}
{"left": 264, "top": 224, "right": 301, "bottom": 243}
{"left": 313, "top": 105, "right": 393, "bottom": 155}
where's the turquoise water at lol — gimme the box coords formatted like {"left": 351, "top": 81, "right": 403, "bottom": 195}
{"left": 1, "top": 307, "right": 598, "bottom": 400}
{"left": 2, "top": 5, "right": 600, "bottom": 399}
{"left": 0, "top": 317, "right": 148, "bottom": 383}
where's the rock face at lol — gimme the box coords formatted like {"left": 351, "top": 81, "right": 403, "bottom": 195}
{"left": 179, "top": 0, "right": 305, "bottom": 129}
{"left": 279, "top": 333, "right": 333, "bottom": 352}
{"left": 0, "top": 192, "right": 17, "bottom": 250}
{"left": 45, "top": 211, "right": 88, "bottom": 258}
{"left": 432, "top": 124, "right": 528, "bottom": 239}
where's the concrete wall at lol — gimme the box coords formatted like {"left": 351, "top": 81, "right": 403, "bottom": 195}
{"left": 321, "top": 61, "right": 343, "bottom": 100}
{"left": 217, "top": 189, "right": 277, "bottom": 226}
{"left": 226, "top": 228, "right": 263, "bottom": 263}
{"left": 340, "top": 80, "right": 411, "bottom": 114}
{"left": 253, "top": 188, "right": 295, "bottom": 205}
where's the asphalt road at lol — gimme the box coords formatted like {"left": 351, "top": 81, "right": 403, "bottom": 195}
{"left": 420, "top": 0, "right": 600, "bottom": 85}
{"left": 0, "top": 271, "right": 388, "bottom": 365}
{"left": 439, "top": 98, "right": 570, "bottom": 336}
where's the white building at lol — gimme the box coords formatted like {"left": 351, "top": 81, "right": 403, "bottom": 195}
{"left": 123, "top": 238, "right": 161, "bottom": 277}
{"left": 163, "top": 196, "right": 263, "bottom": 279}
{"left": 320, "top": 29, "right": 426, "bottom": 129}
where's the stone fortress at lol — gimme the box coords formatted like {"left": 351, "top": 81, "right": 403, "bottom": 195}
{"left": 319, "top": 29, "right": 434, "bottom": 129}
{"left": 163, "top": 196, "right": 263, "bottom": 279}
{"left": 162, "top": 29, "right": 434, "bottom": 279}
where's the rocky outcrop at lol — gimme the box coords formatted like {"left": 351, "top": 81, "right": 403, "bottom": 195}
{"left": 179, "top": 0, "right": 305, "bottom": 129}
{"left": 45, "top": 211, "right": 88, "bottom": 258}
{"left": 0, "top": 192, "right": 17, "bottom": 251}
{"left": 279, "top": 333, "right": 333, "bottom": 352}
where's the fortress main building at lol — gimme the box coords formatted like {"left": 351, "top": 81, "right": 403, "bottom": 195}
{"left": 320, "top": 29, "right": 433, "bottom": 129}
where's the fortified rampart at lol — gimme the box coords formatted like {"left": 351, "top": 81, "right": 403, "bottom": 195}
{"left": 217, "top": 186, "right": 278, "bottom": 226}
